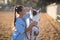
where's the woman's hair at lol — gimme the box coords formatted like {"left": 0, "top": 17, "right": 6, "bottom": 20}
{"left": 15, "top": 6, "right": 23, "bottom": 14}
{"left": 14, "top": 6, "right": 23, "bottom": 26}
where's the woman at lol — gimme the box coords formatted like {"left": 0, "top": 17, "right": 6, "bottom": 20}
{"left": 12, "top": 6, "right": 37, "bottom": 40}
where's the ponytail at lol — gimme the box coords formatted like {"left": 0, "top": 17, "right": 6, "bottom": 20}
{"left": 14, "top": 7, "right": 16, "bottom": 26}
{"left": 14, "top": 5, "right": 23, "bottom": 26}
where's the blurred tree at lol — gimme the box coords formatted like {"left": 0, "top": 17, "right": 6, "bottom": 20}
{"left": 56, "top": 0, "right": 60, "bottom": 4}
{"left": 27, "top": 0, "right": 39, "bottom": 8}
{"left": 32, "top": 0, "right": 39, "bottom": 7}
{"left": 21, "top": 0, "right": 26, "bottom": 5}
{"left": 9, "top": 0, "right": 16, "bottom": 5}
{"left": 5, "top": 0, "right": 60, "bottom": 8}
{"left": 32, "top": 0, "right": 38, "bottom": 3}
{"left": 15, "top": 0, "right": 26, "bottom": 5}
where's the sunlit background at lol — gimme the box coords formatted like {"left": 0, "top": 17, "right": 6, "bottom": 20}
{"left": 0, "top": 0, "right": 60, "bottom": 40}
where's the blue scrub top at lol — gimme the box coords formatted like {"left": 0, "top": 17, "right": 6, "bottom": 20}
{"left": 12, "top": 13, "right": 30, "bottom": 40}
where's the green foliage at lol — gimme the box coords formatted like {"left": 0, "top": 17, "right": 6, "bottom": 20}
{"left": 10, "top": 0, "right": 16, "bottom": 5}
{"left": 4, "top": 0, "right": 60, "bottom": 8}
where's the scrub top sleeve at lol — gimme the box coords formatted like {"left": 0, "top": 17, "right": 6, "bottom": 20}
{"left": 16, "top": 21, "right": 25, "bottom": 34}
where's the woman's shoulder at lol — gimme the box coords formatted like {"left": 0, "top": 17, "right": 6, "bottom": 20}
{"left": 16, "top": 17, "right": 26, "bottom": 26}
{"left": 16, "top": 18, "right": 23, "bottom": 23}
{"left": 23, "top": 13, "right": 30, "bottom": 19}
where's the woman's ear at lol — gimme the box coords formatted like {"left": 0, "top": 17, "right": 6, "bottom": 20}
{"left": 16, "top": 13, "right": 19, "bottom": 17}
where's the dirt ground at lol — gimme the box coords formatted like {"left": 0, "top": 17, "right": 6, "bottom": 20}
{"left": 0, "top": 12, "right": 14, "bottom": 40}
{"left": 38, "top": 13, "right": 60, "bottom": 40}
{"left": 0, "top": 12, "right": 60, "bottom": 40}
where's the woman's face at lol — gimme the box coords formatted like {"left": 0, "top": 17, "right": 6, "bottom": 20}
{"left": 19, "top": 8, "right": 26, "bottom": 16}
{"left": 22, "top": 9, "right": 26, "bottom": 15}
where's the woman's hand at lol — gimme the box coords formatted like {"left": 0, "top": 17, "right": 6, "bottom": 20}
{"left": 31, "top": 21, "right": 37, "bottom": 27}
{"left": 25, "top": 21, "right": 37, "bottom": 32}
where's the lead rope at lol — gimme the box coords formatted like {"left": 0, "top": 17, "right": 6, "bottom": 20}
{"left": 30, "top": 30, "right": 32, "bottom": 40}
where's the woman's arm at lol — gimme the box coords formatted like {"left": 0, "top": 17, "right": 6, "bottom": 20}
{"left": 25, "top": 21, "right": 37, "bottom": 32}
